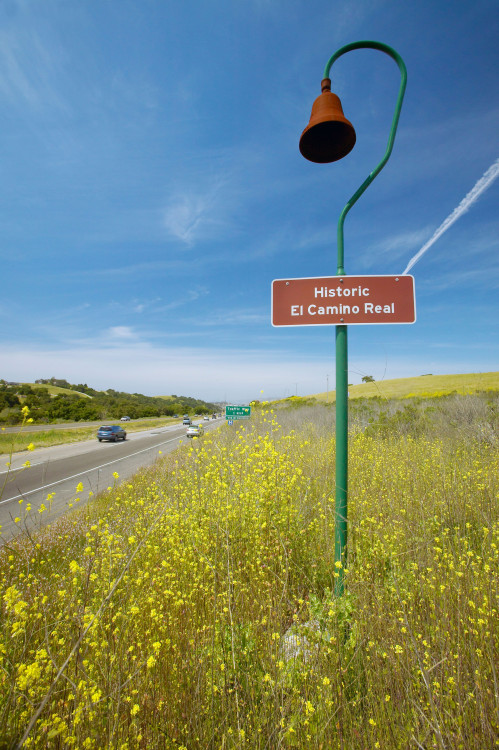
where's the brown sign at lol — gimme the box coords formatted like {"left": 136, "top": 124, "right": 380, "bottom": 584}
{"left": 272, "top": 275, "right": 415, "bottom": 326}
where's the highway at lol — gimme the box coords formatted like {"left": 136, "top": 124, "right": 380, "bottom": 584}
{"left": 0, "top": 418, "right": 223, "bottom": 544}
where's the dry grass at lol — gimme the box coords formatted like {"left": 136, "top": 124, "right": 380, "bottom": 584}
{"left": 0, "top": 400, "right": 497, "bottom": 748}
{"left": 27, "top": 384, "right": 91, "bottom": 399}
{"left": 313, "top": 371, "right": 499, "bottom": 401}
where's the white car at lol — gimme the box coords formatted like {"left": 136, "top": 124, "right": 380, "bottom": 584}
{"left": 120, "top": 416, "right": 131, "bottom": 422}
{"left": 186, "top": 423, "right": 204, "bottom": 438}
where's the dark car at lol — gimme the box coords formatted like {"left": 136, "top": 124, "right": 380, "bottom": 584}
{"left": 97, "top": 425, "right": 127, "bottom": 442}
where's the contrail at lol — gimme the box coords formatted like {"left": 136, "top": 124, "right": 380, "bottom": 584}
{"left": 403, "top": 157, "right": 499, "bottom": 274}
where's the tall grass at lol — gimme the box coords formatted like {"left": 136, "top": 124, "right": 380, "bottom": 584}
{"left": 312, "top": 370, "right": 499, "bottom": 400}
{"left": 0, "top": 402, "right": 497, "bottom": 748}
{"left": 0, "top": 428, "right": 97, "bottom": 456}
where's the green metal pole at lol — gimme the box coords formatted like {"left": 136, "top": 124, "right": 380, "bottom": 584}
{"left": 328, "top": 41, "right": 407, "bottom": 597}
{"left": 334, "top": 324, "right": 348, "bottom": 595}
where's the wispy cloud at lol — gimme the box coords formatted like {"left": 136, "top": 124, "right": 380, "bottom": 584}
{"left": 417, "top": 263, "right": 499, "bottom": 291}
{"left": 0, "top": 340, "right": 332, "bottom": 401}
{"left": 127, "top": 290, "right": 209, "bottom": 316}
{"left": 2, "top": 338, "right": 495, "bottom": 403}
{"left": 146, "top": 289, "right": 210, "bottom": 314}
{"left": 163, "top": 171, "right": 240, "bottom": 246}
{"left": 184, "top": 308, "right": 268, "bottom": 327}
{"left": 70, "top": 258, "right": 205, "bottom": 279}
{"left": 397, "top": 108, "right": 499, "bottom": 181}
{"left": 403, "top": 157, "right": 499, "bottom": 274}
{"left": 163, "top": 193, "right": 212, "bottom": 245}
{"left": 107, "top": 326, "right": 137, "bottom": 340}
{"left": 359, "top": 228, "right": 432, "bottom": 268}
{"left": 0, "top": 15, "right": 68, "bottom": 115}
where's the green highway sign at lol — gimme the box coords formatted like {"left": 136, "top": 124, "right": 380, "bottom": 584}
{"left": 225, "top": 405, "right": 251, "bottom": 420}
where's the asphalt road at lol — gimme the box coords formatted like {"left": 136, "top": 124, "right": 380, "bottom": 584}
{"left": 0, "top": 419, "right": 223, "bottom": 544}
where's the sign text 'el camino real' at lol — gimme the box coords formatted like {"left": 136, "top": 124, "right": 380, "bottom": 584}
{"left": 271, "top": 275, "right": 415, "bottom": 326}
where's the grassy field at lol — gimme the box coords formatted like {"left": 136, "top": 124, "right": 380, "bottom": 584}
{"left": 28, "top": 384, "right": 91, "bottom": 398}
{"left": 312, "top": 370, "right": 499, "bottom": 401}
{"left": 0, "top": 426, "right": 100, "bottom": 457}
{"left": 0, "top": 395, "right": 497, "bottom": 748}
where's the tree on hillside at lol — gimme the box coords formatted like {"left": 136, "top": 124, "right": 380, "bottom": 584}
{"left": 0, "top": 392, "right": 21, "bottom": 409}
{"left": 4, "top": 377, "right": 217, "bottom": 424}
{"left": 362, "top": 375, "right": 375, "bottom": 383}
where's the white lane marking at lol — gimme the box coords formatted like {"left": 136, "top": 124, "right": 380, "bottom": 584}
{"left": 0, "top": 435, "right": 183, "bottom": 505}
{"left": 1, "top": 459, "right": 55, "bottom": 474}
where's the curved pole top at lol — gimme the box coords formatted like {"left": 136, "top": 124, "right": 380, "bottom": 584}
{"left": 324, "top": 40, "right": 407, "bottom": 82}
{"left": 324, "top": 41, "right": 407, "bottom": 275}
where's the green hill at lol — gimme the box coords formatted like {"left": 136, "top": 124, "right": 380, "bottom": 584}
{"left": 0, "top": 379, "right": 217, "bottom": 425}
{"left": 312, "top": 371, "right": 499, "bottom": 401}
{"left": 30, "top": 383, "right": 91, "bottom": 398}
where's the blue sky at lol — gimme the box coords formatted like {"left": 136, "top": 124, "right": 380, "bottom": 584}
{"left": 1, "top": 0, "right": 498, "bottom": 403}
